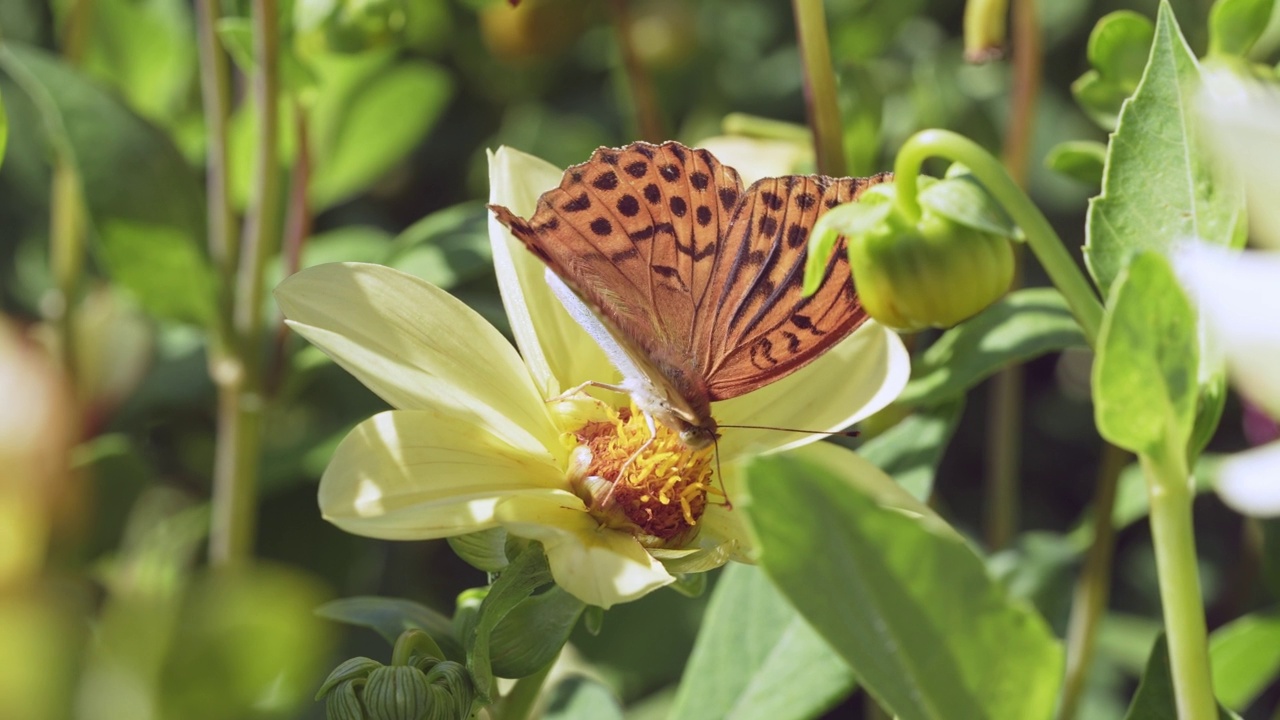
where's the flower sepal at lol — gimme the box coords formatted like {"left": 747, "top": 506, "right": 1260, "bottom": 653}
{"left": 806, "top": 174, "right": 1015, "bottom": 332}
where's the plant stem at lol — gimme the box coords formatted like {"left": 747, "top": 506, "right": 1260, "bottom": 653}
{"left": 195, "top": 0, "right": 236, "bottom": 284}
{"left": 49, "top": 157, "right": 86, "bottom": 398}
{"left": 984, "top": 0, "right": 1042, "bottom": 552}
{"left": 1056, "top": 442, "right": 1127, "bottom": 720}
{"left": 268, "top": 102, "right": 312, "bottom": 396}
{"left": 209, "top": 0, "right": 281, "bottom": 567}
{"left": 608, "top": 0, "right": 664, "bottom": 142}
{"left": 791, "top": 0, "right": 845, "bottom": 176}
{"left": 893, "top": 129, "right": 1103, "bottom": 347}
{"left": 1143, "top": 440, "right": 1216, "bottom": 720}
{"left": 493, "top": 655, "right": 556, "bottom": 720}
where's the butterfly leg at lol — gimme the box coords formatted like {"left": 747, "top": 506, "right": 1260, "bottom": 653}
{"left": 545, "top": 380, "right": 631, "bottom": 404}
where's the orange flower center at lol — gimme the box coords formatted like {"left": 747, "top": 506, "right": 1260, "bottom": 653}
{"left": 569, "top": 404, "right": 716, "bottom": 547}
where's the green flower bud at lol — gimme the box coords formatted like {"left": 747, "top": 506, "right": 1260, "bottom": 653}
{"left": 808, "top": 175, "right": 1016, "bottom": 333}
{"left": 363, "top": 665, "right": 431, "bottom": 720}
{"left": 326, "top": 680, "right": 367, "bottom": 720}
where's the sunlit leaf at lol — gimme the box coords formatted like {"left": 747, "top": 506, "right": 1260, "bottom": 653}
{"left": 857, "top": 399, "right": 964, "bottom": 500}
{"left": 1046, "top": 140, "right": 1106, "bottom": 186}
{"left": 1209, "top": 610, "right": 1280, "bottom": 711}
{"left": 669, "top": 564, "right": 854, "bottom": 720}
{"left": 899, "top": 289, "right": 1087, "bottom": 406}
{"left": 0, "top": 43, "right": 211, "bottom": 324}
{"left": 1208, "top": 0, "right": 1275, "bottom": 57}
{"left": 488, "top": 586, "right": 584, "bottom": 679}
{"left": 1084, "top": 2, "right": 1246, "bottom": 295}
{"left": 1071, "top": 11, "right": 1154, "bottom": 129}
{"left": 744, "top": 443, "right": 1062, "bottom": 720}
{"left": 543, "top": 676, "right": 624, "bottom": 720}
{"left": 1093, "top": 252, "right": 1198, "bottom": 454}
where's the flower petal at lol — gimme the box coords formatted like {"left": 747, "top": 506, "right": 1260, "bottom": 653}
{"left": 319, "top": 410, "right": 573, "bottom": 540}
{"left": 713, "top": 320, "right": 911, "bottom": 459}
{"left": 1173, "top": 243, "right": 1280, "bottom": 418}
{"left": 1217, "top": 442, "right": 1280, "bottom": 518}
{"left": 487, "top": 147, "right": 615, "bottom": 397}
{"left": 495, "top": 495, "right": 673, "bottom": 608}
{"left": 276, "top": 262, "right": 559, "bottom": 453}
{"left": 1199, "top": 71, "right": 1280, "bottom": 248}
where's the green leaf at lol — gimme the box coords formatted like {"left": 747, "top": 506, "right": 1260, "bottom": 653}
{"left": 96, "top": 220, "right": 217, "bottom": 324}
{"left": 543, "top": 677, "right": 624, "bottom": 720}
{"left": 743, "top": 443, "right": 1063, "bottom": 720}
{"left": 858, "top": 399, "right": 964, "bottom": 501}
{"left": 465, "top": 544, "right": 554, "bottom": 704}
{"left": 308, "top": 56, "right": 453, "bottom": 208}
{"left": 0, "top": 43, "right": 211, "bottom": 324}
{"left": 1108, "top": 455, "right": 1220, "bottom": 530}
{"left": 1046, "top": 140, "right": 1107, "bottom": 186}
{"left": 919, "top": 174, "right": 1020, "bottom": 239}
{"left": 1072, "top": 11, "right": 1155, "bottom": 129}
{"left": 898, "top": 289, "right": 1087, "bottom": 406}
{"left": 1208, "top": 0, "right": 1275, "bottom": 57}
{"left": 1084, "top": 2, "right": 1246, "bottom": 295}
{"left": 76, "top": 0, "right": 196, "bottom": 125}
{"left": 1209, "top": 609, "right": 1280, "bottom": 710}
{"left": 384, "top": 202, "right": 493, "bottom": 289}
{"left": 804, "top": 194, "right": 891, "bottom": 294}
{"left": 668, "top": 564, "right": 854, "bottom": 720}
{"left": 1123, "top": 635, "right": 1240, "bottom": 720}
{"left": 488, "top": 586, "right": 584, "bottom": 679}
{"left": 317, "top": 597, "right": 463, "bottom": 660}
{"left": 1093, "top": 252, "right": 1198, "bottom": 454}
{"left": 215, "top": 18, "right": 255, "bottom": 74}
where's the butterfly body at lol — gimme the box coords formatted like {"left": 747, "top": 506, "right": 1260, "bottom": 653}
{"left": 491, "top": 141, "right": 889, "bottom": 446}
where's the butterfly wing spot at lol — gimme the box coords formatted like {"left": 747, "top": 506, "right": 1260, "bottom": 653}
{"left": 786, "top": 224, "right": 808, "bottom": 248}
{"left": 563, "top": 193, "right": 592, "bottom": 212}
{"left": 625, "top": 161, "right": 649, "bottom": 178}
{"left": 760, "top": 191, "right": 784, "bottom": 211}
{"left": 795, "top": 192, "right": 816, "bottom": 209}
{"left": 611, "top": 248, "right": 640, "bottom": 263}
{"left": 659, "top": 164, "right": 682, "bottom": 182}
{"left": 718, "top": 188, "right": 738, "bottom": 211}
{"left": 617, "top": 195, "right": 641, "bottom": 217}
{"left": 593, "top": 172, "right": 619, "bottom": 190}
{"left": 629, "top": 226, "right": 656, "bottom": 242}
{"left": 590, "top": 217, "right": 613, "bottom": 236}
{"left": 643, "top": 184, "right": 662, "bottom": 204}
{"left": 599, "top": 151, "right": 620, "bottom": 165}
{"left": 690, "top": 172, "right": 710, "bottom": 190}
{"left": 669, "top": 197, "right": 688, "bottom": 218}
{"left": 696, "top": 205, "right": 713, "bottom": 227}
{"left": 758, "top": 216, "right": 778, "bottom": 238}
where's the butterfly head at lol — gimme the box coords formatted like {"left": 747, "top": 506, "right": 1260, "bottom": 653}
{"left": 677, "top": 421, "right": 720, "bottom": 450}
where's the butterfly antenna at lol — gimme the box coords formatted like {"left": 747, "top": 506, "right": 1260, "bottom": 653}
{"left": 717, "top": 424, "right": 860, "bottom": 438}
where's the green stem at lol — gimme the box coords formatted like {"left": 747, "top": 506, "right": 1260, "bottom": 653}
{"left": 194, "top": 0, "right": 236, "bottom": 283}
{"left": 1056, "top": 442, "right": 1127, "bottom": 720}
{"left": 49, "top": 157, "right": 86, "bottom": 399}
{"left": 893, "top": 129, "right": 1103, "bottom": 346}
{"left": 608, "top": 0, "right": 664, "bottom": 142}
{"left": 1143, "top": 441, "right": 1215, "bottom": 720}
{"left": 791, "top": 0, "right": 845, "bottom": 176}
{"left": 493, "top": 655, "right": 556, "bottom": 720}
{"left": 209, "top": 0, "right": 281, "bottom": 567}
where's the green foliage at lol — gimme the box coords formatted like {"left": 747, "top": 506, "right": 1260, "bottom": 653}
{"left": 1084, "top": 4, "right": 1246, "bottom": 296}
{"left": 1208, "top": 0, "right": 1276, "bottom": 57}
{"left": 1122, "top": 636, "right": 1240, "bottom": 720}
{"left": 542, "top": 677, "right": 624, "bottom": 720}
{"left": 1045, "top": 140, "right": 1106, "bottom": 186}
{"left": 1093, "top": 252, "right": 1198, "bottom": 455}
{"left": 316, "top": 597, "right": 463, "bottom": 659}
{"left": 857, "top": 399, "right": 963, "bottom": 501}
{"left": 1209, "top": 610, "right": 1280, "bottom": 711}
{"left": 1072, "top": 11, "right": 1155, "bottom": 129}
{"left": 669, "top": 564, "right": 854, "bottom": 720}
{"left": 743, "top": 448, "right": 1063, "bottom": 720}
{"left": 898, "top": 289, "right": 1087, "bottom": 406}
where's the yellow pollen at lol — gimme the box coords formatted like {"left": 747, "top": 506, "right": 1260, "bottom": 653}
{"left": 570, "top": 402, "right": 717, "bottom": 545}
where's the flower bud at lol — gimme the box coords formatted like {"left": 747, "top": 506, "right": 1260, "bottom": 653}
{"left": 363, "top": 665, "right": 431, "bottom": 720}
{"left": 325, "top": 680, "right": 367, "bottom": 720}
{"left": 808, "top": 175, "right": 1016, "bottom": 332}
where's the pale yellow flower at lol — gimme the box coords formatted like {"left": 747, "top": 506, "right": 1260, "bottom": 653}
{"left": 274, "top": 146, "right": 909, "bottom": 608}
{"left": 1174, "top": 72, "right": 1280, "bottom": 516}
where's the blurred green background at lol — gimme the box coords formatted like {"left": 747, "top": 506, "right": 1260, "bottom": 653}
{"left": 1, "top": 0, "right": 1277, "bottom": 717}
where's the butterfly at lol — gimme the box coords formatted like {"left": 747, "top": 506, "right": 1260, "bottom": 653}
{"left": 490, "top": 141, "right": 889, "bottom": 449}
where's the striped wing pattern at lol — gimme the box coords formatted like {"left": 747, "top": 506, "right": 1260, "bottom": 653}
{"left": 491, "top": 140, "right": 888, "bottom": 423}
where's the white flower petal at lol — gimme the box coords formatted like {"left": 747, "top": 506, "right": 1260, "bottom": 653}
{"left": 1217, "top": 442, "right": 1280, "bottom": 517}
{"left": 276, "top": 262, "right": 559, "bottom": 453}
{"left": 319, "top": 410, "right": 573, "bottom": 540}
{"left": 1199, "top": 71, "right": 1280, "bottom": 248}
{"left": 487, "top": 147, "right": 615, "bottom": 397}
{"left": 495, "top": 495, "right": 673, "bottom": 608}
{"left": 1173, "top": 243, "right": 1280, "bottom": 418}
{"left": 695, "top": 135, "right": 812, "bottom": 186}
{"left": 714, "top": 320, "right": 910, "bottom": 459}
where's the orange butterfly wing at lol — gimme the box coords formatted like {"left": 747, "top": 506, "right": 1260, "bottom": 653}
{"left": 491, "top": 141, "right": 889, "bottom": 415}
{"left": 698, "top": 172, "right": 890, "bottom": 400}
